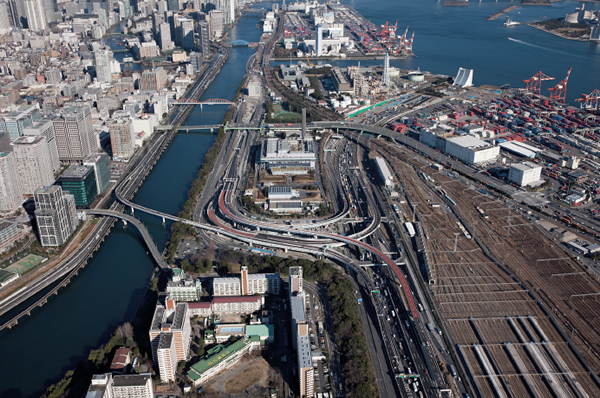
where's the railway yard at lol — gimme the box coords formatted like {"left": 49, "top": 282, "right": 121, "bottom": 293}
{"left": 359, "top": 133, "right": 600, "bottom": 396}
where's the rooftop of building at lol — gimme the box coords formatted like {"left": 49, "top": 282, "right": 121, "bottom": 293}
{"left": 0, "top": 220, "right": 16, "bottom": 230}
{"left": 112, "top": 373, "right": 151, "bottom": 387}
{"left": 268, "top": 186, "right": 293, "bottom": 194}
{"left": 157, "top": 332, "right": 174, "bottom": 350}
{"left": 61, "top": 165, "right": 93, "bottom": 179}
{"left": 83, "top": 153, "right": 108, "bottom": 163}
{"left": 12, "top": 135, "right": 45, "bottom": 145}
{"left": 246, "top": 324, "right": 274, "bottom": 338}
{"left": 213, "top": 277, "right": 240, "bottom": 284}
{"left": 247, "top": 273, "right": 280, "bottom": 280}
{"left": 510, "top": 162, "right": 540, "bottom": 171}
{"left": 212, "top": 296, "right": 261, "bottom": 304}
{"left": 188, "top": 301, "right": 212, "bottom": 309}
{"left": 447, "top": 135, "right": 492, "bottom": 150}
{"left": 290, "top": 295, "right": 306, "bottom": 322}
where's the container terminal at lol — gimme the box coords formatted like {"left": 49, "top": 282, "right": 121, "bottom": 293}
{"left": 273, "top": 2, "right": 415, "bottom": 60}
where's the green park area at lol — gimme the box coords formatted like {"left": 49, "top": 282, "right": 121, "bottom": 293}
{"left": 7, "top": 253, "right": 47, "bottom": 275}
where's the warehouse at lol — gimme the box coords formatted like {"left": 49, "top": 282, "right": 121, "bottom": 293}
{"left": 373, "top": 157, "right": 394, "bottom": 187}
{"left": 499, "top": 142, "right": 537, "bottom": 158}
{"left": 445, "top": 136, "right": 499, "bottom": 165}
{"left": 269, "top": 200, "right": 303, "bottom": 213}
{"left": 268, "top": 186, "right": 295, "bottom": 200}
{"left": 508, "top": 162, "right": 542, "bottom": 187}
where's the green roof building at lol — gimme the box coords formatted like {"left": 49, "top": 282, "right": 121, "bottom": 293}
{"left": 187, "top": 338, "right": 259, "bottom": 387}
{"left": 246, "top": 324, "right": 274, "bottom": 345}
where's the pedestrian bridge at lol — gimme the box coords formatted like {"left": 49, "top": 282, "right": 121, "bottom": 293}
{"left": 86, "top": 209, "right": 169, "bottom": 270}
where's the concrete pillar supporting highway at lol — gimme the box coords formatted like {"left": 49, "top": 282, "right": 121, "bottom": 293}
{"left": 123, "top": 220, "right": 127, "bottom": 227}
{"left": 162, "top": 217, "right": 165, "bottom": 225}
{"left": 256, "top": 227, "right": 260, "bottom": 231}
{"left": 131, "top": 206, "right": 134, "bottom": 214}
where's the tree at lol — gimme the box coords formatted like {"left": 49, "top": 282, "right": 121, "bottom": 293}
{"left": 197, "top": 336, "right": 205, "bottom": 357}
{"left": 115, "top": 322, "right": 134, "bottom": 342}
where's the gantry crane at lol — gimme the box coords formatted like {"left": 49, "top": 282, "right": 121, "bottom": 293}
{"left": 523, "top": 71, "right": 554, "bottom": 94}
{"left": 575, "top": 89, "right": 600, "bottom": 110}
{"left": 548, "top": 67, "right": 572, "bottom": 103}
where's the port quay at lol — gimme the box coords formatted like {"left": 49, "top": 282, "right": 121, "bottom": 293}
{"left": 1, "top": 0, "right": 600, "bottom": 397}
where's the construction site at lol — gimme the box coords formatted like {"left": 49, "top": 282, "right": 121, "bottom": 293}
{"left": 346, "top": 130, "right": 600, "bottom": 397}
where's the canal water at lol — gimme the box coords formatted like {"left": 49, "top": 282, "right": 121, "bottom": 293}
{"left": 278, "top": 0, "right": 600, "bottom": 105}
{"left": 0, "top": 8, "right": 265, "bottom": 398}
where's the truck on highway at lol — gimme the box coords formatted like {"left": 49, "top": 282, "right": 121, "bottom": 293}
{"left": 449, "top": 364, "right": 458, "bottom": 378}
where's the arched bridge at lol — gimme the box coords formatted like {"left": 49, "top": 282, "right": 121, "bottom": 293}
{"left": 170, "top": 98, "right": 234, "bottom": 108}
{"left": 231, "top": 40, "right": 250, "bottom": 47}
{"left": 86, "top": 209, "right": 169, "bottom": 270}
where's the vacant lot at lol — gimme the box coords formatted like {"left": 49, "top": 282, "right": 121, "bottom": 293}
{"left": 224, "top": 366, "right": 266, "bottom": 394}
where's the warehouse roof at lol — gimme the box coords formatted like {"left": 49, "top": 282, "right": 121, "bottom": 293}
{"left": 188, "top": 340, "right": 247, "bottom": 380}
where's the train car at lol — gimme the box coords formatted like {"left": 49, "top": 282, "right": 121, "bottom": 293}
{"left": 405, "top": 222, "right": 416, "bottom": 237}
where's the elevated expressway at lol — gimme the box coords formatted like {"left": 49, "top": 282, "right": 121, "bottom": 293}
{"left": 0, "top": 45, "right": 229, "bottom": 329}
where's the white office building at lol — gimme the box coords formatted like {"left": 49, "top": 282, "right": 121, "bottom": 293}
{"left": 34, "top": 185, "right": 78, "bottom": 246}
{"left": 11, "top": 135, "right": 54, "bottom": 196}
{"left": 23, "top": 120, "right": 61, "bottom": 173}
{"left": 52, "top": 105, "right": 96, "bottom": 163}
{"left": 316, "top": 25, "right": 323, "bottom": 56}
{"left": 0, "top": 152, "right": 22, "bottom": 211}
{"left": 508, "top": 162, "right": 542, "bottom": 187}
{"left": 94, "top": 48, "right": 112, "bottom": 83}
{"left": 24, "top": 0, "right": 46, "bottom": 30}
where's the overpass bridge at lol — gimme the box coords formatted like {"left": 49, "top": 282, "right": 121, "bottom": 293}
{"left": 86, "top": 210, "right": 169, "bottom": 270}
{"left": 169, "top": 98, "right": 234, "bottom": 108}
{"left": 155, "top": 122, "right": 263, "bottom": 132}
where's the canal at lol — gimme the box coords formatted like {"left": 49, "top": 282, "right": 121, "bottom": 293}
{"left": 0, "top": 8, "right": 265, "bottom": 398}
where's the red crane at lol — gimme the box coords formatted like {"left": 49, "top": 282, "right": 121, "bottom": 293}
{"left": 523, "top": 71, "right": 554, "bottom": 94}
{"left": 548, "top": 67, "right": 572, "bottom": 103}
{"left": 575, "top": 89, "right": 600, "bottom": 110}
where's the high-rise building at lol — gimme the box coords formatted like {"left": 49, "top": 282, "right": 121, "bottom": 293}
{"left": 34, "top": 185, "right": 77, "bottom": 246}
{"left": 24, "top": 0, "right": 46, "bottom": 30}
{"left": 52, "top": 105, "right": 96, "bottom": 162}
{"left": 42, "top": 0, "right": 55, "bottom": 23}
{"left": 140, "top": 67, "right": 167, "bottom": 91}
{"left": 179, "top": 18, "right": 194, "bottom": 50}
{"left": 289, "top": 266, "right": 303, "bottom": 298}
{"left": 83, "top": 153, "right": 111, "bottom": 195}
{"left": 94, "top": 48, "right": 112, "bottom": 83}
{"left": 0, "top": 1, "right": 14, "bottom": 34}
{"left": 382, "top": 52, "right": 390, "bottom": 87}
{"left": 157, "top": 0, "right": 167, "bottom": 15}
{"left": 156, "top": 333, "right": 177, "bottom": 382}
{"left": 0, "top": 104, "right": 42, "bottom": 140}
{"left": 316, "top": 25, "right": 323, "bottom": 56}
{"left": 166, "top": 268, "right": 202, "bottom": 301}
{"left": 208, "top": 10, "right": 223, "bottom": 40}
{"left": 158, "top": 22, "right": 173, "bottom": 50}
{"left": 166, "top": 0, "right": 178, "bottom": 11}
{"left": 189, "top": 52, "right": 203, "bottom": 72}
{"left": 23, "top": 120, "right": 60, "bottom": 173}
{"left": 0, "top": 152, "right": 22, "bottom": 210}
{"left": 58, "top": 165, "right": 98, "bottom": 208}
{"left": 149, "top": 297, "right": 192, "bottom": 377}
{"left": 11, "top": 135, "right": 54, "bottom": 196}
{"left": 109, "top": 119, "right": 135, "bottom": 160}
{"left": 297, "top": 324, "right": 314, "bottom": 397}
{"left": 198, "top": 20, "right": 210, "bottom": 58}
{"left": 0, "top": 132, "right": 10, "bottom": 153}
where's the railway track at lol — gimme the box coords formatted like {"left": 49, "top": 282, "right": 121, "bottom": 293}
{"left": 340, "top": 131, "right": 600, "bottom": 396}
